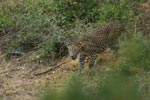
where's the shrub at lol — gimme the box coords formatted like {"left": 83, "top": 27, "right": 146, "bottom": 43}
{"left": 37, "top": 37, "right": 68, "bottom": 61}
{"left": 10, "top": 32, "right": 42, "bottom": 52}
{"left": 99, "top": 72, "right": 141, "bottom": 100}
{"left": 53, "top": 0, "right": 100, "bottom": 27}
{"left": 41, "top": 74, "right": 87, "bottom": 100}
{"left": 52, "top": 0, "right": 145, "bottom": 27}
{"left": 41, "top": 73, "right": 141, "bottom": 100}
{"left": 98, "top": 0, "right": 131, "bottom": 22}
{"left": 119, "top": 33, "right": 150, "bottom": 71}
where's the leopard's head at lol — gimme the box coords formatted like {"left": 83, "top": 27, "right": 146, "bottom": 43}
{"left": 67, "top": 42, "right": 80, "bottom": 60}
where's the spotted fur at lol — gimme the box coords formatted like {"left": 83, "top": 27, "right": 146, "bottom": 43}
{"left": 68, "top": 22, "right": 125, "bottom": 71}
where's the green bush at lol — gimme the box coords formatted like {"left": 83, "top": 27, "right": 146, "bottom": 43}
{"left": 119, "top": 33, "right": 150, "bottom": 71}
{"left": 53, "top": 0, "right": 100, "bottom": 27}
{"left": 10, "top": 32, "right": 42, "bottom": 52}
{"left": 41, "top": 74, "right": 86, "bottom": 100}
{"left": 41, "top": 73, "right": 141, "bottom": 100}
{"left": 0, "top": 0, "right": 147, "bottom": 61}
{"left": 37, "top": 37, "right": 68, "bottom": 60}
{"left": 0, "top": 14, "right": 15, "bottom": 30}
{"left": 99, "top": 72, "right": 141, "bottom": 100}
{"left": 98, "top": 0, "right": 131, "bottom": 22}
{"left": 52, "top": 0, "right": 145, "bottom": 27}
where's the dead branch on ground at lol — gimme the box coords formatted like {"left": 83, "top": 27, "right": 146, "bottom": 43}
{"left": 34, "top": 60, "right": 71, "bottom": 76}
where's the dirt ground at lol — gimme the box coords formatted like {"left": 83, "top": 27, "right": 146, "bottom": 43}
{"left": 0, "top": 49, "right": 118, "bottom": 100}
{"left": 0, "top": 52, "right": 75, "bottom": 100}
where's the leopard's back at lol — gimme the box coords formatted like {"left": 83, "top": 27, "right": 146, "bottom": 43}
{"left": 75, "top": 22, "right": 125, "bottom": 55}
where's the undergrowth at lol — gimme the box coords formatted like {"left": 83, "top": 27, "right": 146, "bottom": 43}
{"left": 0, "top": 0, "right": 149, "bottom": 100}
{"left": 0, "top": 0, "right": 146, "bottom": 60}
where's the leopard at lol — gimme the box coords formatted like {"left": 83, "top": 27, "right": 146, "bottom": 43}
{"left": 67, "top": 22, "right": 125, "bottom": 71}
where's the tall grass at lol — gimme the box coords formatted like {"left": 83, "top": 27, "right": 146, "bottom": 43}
{"left": 119, "top": 33, "right": 150, "bottom": 72}
{"left": 41, "top": 75, "right": 87, "bottom": 100}
{"left": 41, "top": 72, "right": 141, "bottom": 100}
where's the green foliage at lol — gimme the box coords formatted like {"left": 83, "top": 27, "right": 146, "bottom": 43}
{"left": 0, "top": 1, "right": 149, "bottom": 99}
{"left": 41, "top": 73, "right": 141, "bottom": 100}
{"left": 119, "top": 33, "right": 150, "bottom": 71}
{"left": 53, "top": 0, "right": 100, "bottom": 27}
{"left": 52, "top": 0, "right": 145, "bottom": 27}
{"left": 100, "top": 1, "right": 131, "bottom": 22}
{"left": 41, "top": 75, "right": 87, "bottom": 100}
{"left": 64, "top": 75, "right": 87, "bottom": 100}
{"left": 99, "top": 72, "right": 141, "bottom": 100}
{"left": 0, "top": 14, "right": 15, "bottom": 30}
{"left": 0, "top": 0, "right": 55, "bottom": 33}
{"left": 0, "top": 0, "right": 146, "bottom": 60}
{"left": 37, "top": 37, "right": 68, "bottom": 60}
{"left": 0, "top": 0, "right": 68, "bottom": 59}
{"left": 41, "top": 89, "right": 61, "bottom": 100}
{"left": 4, "top": 52, "right": 12, "bottom": 61}
{"left": 10, "top": 32, "right": 42, "bottom": 52}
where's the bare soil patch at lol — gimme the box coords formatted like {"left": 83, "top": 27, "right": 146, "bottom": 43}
{"left": 0, "top": 53, "right": 73, "bottom": 100}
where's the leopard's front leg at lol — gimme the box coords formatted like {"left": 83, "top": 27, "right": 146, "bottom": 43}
{"left": 78, "top": 53, "right": 85, "bottom": 72}
{"left": 89, "top": 54, "right": 97, "bottom": 68}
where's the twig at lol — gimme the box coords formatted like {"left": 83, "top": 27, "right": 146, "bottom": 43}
{"left": 34, "top": 60, "right": 71, "bottom": 76}
{"left": 10, "top": 51, "right": 24, "bottom": 56}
